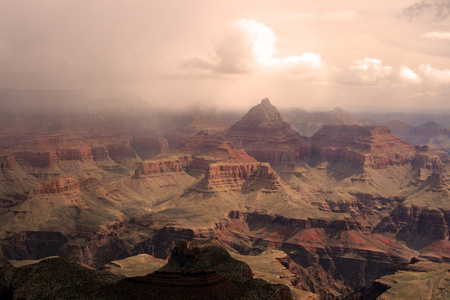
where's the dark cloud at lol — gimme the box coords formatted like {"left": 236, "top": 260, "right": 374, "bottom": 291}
{"left": 400, "top": 0, "right": 450, "bottom": 21}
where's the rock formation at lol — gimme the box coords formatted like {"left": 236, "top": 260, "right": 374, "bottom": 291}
{"left": 226, "top": 98, "right": 309, "bottom": 165}
{"left": 309, "top": 125, "right": 418, "bottom": 168}
{"left": 281, "top": 106, "right": 362, "bottom": 137}
{"left": 2, "top": 93, "right": 450, "bottom": 299}
{"left": 383, "top": 120, "right": 450, "bottom": 155}
{"left": 194, "top": 162, "right": 283, "bottom": 193}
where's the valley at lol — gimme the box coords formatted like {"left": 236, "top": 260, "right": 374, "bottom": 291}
{"left": 1, "top": 92, "right": 450, "bottom": 299}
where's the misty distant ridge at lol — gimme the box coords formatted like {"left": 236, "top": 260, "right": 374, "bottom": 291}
{"left": 2, "top": 88, "right": 450, "bottom": 131}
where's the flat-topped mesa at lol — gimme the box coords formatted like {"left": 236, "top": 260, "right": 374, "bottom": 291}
{"left": 133, "top": 155, "right": 193, "bottom": 177}
{"left": 14, "top": 147, "right": 94, "bottom": 167}
{"left": 413, "top": 145, "right": 449, "bottom": 173}
{"left": 226, "top": 98, "right": 308, "bottom": 165}
{"left": 416, "top": 121, "right": 450, "bottom": 135}
{"left": 31, "top": 175, "right": 80, "bottom": 194}
{"left": 177, "top": 131, "right": 255, "bottom": 162}
{"left": 175, "top": 132, "right": 256, "bottom": 176}
{"left": 194, "top": 162, "right": 283, "bottom": 193}
{"left": 310, "top": 125, "right": 419, "bottom": 168}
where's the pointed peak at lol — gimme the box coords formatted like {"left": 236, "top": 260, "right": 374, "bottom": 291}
{"left": 261, "top": 98, "right": 272, "bottom": 106}
{"left": 234, "top": 98, "right": 283, "bottom": 127}
{"left": 332, "top": 106, "right": 343, "bottom": 112}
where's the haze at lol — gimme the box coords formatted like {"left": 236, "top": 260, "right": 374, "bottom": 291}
{"left": 1, "top": 0, "right": 449, "bottom": 111}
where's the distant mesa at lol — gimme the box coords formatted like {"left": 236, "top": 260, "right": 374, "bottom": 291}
{"left": 280, "top": 105, "right": 361, "bottom": 137}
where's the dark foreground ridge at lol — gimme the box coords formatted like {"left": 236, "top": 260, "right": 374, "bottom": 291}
{"left": 0, "top": 240, "right": 292, "bottom": 300}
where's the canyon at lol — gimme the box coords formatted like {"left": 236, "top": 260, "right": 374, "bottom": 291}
{"left": 1, "top": 92, "right": 450, "bottom": 299}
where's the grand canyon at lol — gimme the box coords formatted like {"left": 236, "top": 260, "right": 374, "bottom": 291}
{"left": 1, "top": 91, "right": 450, "bottom": 299}
{"left": 2, "top": 1, "right": 450, "bottom": 299}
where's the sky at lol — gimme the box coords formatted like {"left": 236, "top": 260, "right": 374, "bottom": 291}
{"left": 0, "top": 0, "right": 449, "bottom": 111}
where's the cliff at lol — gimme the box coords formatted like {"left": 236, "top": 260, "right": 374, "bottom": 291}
{"left": 30, "top": 175, "right": 80, "bottom": 195}
{"left": 194, "top": 162, "right": 283, "bottom": 193}
{"left": 134, "top": 155, "right": 193, "bottom": 177}
{"left": 216, "top": 211, "right": 414, "bottom": 297}
{"left": 377, "top": 204, "right": 450, "bottom": 256}
{"left": 310, "top": 125, "right": 422, "bottom": 168}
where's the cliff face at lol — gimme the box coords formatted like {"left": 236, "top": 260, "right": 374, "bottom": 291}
{"left": 134, "top": 155, "right": 193, "bottom": 177}
{"left": 309, "top": 125, "right": 447, "bottom": 169}
{"left": 31, "top": 175, "right": 80, "bottom": 195}
{"left": 216, "top": 211, "right": 414, "bottom": 298}
{"left": 225, "top": 99, "right": 309, "bottom": 165}
{"left": 194, "top": 162, "right": 283, "bottom": 193}
{"left": 0, "top": 154, "right": 16, "bottom": 170}
{"left": 377, "top": 204, "right": 450, "bottom": 254}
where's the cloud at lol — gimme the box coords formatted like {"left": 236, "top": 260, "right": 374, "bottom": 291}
{"left": 418, "top": 64, "right": 450, "bottom": 84}
{"left": 400, "top": 66, "right": 421, "bottom": 83}
{"left": 335, "top": 58, "right": 432, "bottom": 85}
{"left": 421, "top": 31, "right": 450, "bottom": 39}
{"left": 182, "top": 19, "right": 323, "bottom": 75}
{"left": 335, "top": 58, "right": 394, "bottom": 85}
{"left": 400, "top": 0, "right": 450, "bottom": 21}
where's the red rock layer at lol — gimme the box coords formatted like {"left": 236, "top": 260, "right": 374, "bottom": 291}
{"left": 178, "top": 131, "right": 256, "bottom": 162}
{"left": 31, "top": 175, "right": 80, "bottom": 194}
{"left": 217, "top": 211, "right": 413, "bottom": 294}
{"left": 194, "top": 162, "right": 282, "bottom": 193}
{"left": 310, "top": 125, "right": 426, "bottom": 168}
{"left": 413, "top": 146, "right": 449, "bottom": 172}
{"left": 186, "top": 156, "right": 219, "bottom": 177}
{"left": 91, "top": 146, "right": 110, "bottom": 161}
{"left": 177, "top": 131, "right": 239, "bottom": 158}
{"left": 380, "top": 205, "right": 450, "bottom": 242}
{"left": 228, "top": 211, "right": 361, "bottom": 231}
{"left": 134, "top": 155, "right": 193, "bottom": 177}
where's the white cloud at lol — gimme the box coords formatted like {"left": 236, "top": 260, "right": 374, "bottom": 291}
{"left": 421, "top": 31, "right": 450, "bottom": 40}
{"left": 418, "top": 64, "right": 450, "bottom": 84}
{"left": 335, "top": 57, "right": 394, "bottom": 85}
{"left": 182, "top": 19, "right": 323, "bottom": 75}
{"left": 400, "top": 66, "right": 421, "bottom": 83}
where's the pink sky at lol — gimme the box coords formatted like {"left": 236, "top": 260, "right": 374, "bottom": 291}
{"left": 0, "top": 0, "right": 449, "bottom": 110}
